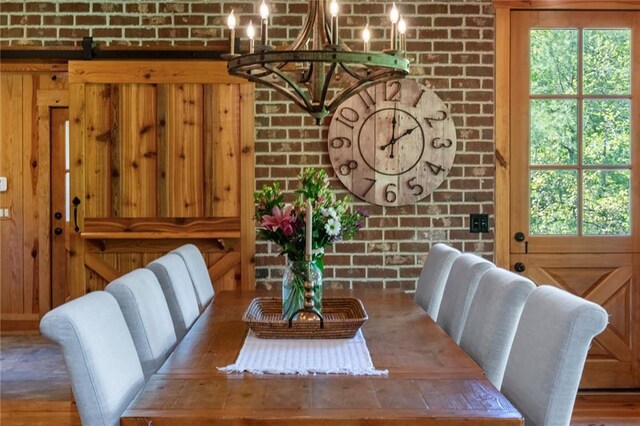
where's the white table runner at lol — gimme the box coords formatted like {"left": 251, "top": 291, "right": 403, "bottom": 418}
{"left": 219, "top": 330, "right": 388, "bottom": 376}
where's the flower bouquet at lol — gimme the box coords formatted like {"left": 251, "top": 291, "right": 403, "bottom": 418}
{"left": 255, "top": 168, "right": 367, "bottom": 319}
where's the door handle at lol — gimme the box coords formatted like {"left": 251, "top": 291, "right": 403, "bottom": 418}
{"left": 72, "top": 197, "right": 81, "bottom": 232}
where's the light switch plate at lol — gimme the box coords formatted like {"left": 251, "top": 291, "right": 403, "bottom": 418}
{"left": 0, "top": 177, "right": 7, "bottom": 192}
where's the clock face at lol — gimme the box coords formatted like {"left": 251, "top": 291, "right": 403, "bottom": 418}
{"left": 328, "top": 79, "right": 457, "bottom": 206}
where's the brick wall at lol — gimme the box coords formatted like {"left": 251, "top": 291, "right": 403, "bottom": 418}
{"left": 1, "top": 0, "right": 496, "bottom": 291}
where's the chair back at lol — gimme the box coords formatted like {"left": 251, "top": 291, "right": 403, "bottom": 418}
{"left": 146, "top": 253, "right": 200, "bottom": 341}
{"left": 436, "top": 253, "right": 494, "bottom": 343}
{"left": 40, "top": 292, "right": 144, "bottom": 426}
{"left": 501, "top": 285, "right": 608, "bottom": 426}
{"left": 105, "top": 268, "right": 178, "bottom": 381}
{"left": 459, "top": 268, "right": 535, "bottom": 388}
{"left": 171, "top": 243, "right": 214, "bottom": 311}
{"left": 414, "top": 243, "right": 461, "bottom": 319}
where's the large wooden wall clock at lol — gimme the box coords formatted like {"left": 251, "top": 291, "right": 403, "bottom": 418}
{"left": 327, "top": 79, "right": 457, "bottom": 206}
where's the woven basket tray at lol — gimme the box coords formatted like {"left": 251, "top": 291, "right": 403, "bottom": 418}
{"left": 243, "top": 297, "right": 368, "bottom": 339}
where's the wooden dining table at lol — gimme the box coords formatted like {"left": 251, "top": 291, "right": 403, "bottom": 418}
{"left": 121, "top": 289, "right": 523, "bottom": 425}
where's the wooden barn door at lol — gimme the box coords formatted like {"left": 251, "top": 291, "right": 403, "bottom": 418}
{"left": 0, "top": 68, "right": 69, "bottom": 330}
{"left": 509, "top": 12, "right": 640, "bottom": 388}
{"left": 67, "top": 61, "right": 255, "bottom": 297}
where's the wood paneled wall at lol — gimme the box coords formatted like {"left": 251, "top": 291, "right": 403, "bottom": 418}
{"left": 0, "top": 69, "right": 68, "bottom": 330}
{"left": 68, "top": 61, "right": 255, "bottom": 297}
{"left": 1, "top": 61, "right": 255, "bottom": 330}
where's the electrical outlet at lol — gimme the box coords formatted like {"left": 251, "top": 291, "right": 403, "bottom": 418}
{"left": 470, "top": 213, "right": 489, "bottom": 233}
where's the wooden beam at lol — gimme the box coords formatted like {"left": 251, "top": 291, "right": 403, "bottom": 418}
{"left": 208, "top": 252, "right": 242, "bottom": 283}
{"left": 84, "top": 253, "right": 121, "bottom": 283}
{"left": 494, "top": 0, "right": 640, "bottom": 10}
{"left": 239, "top": 83, "right": 256, "bottom": 290}
{"left": 494, "top": 7, "right": 511, "bottom": 269}
{"left": 81, "top": 217, "right": 241, "bottom": 239}
{"left": 69, "top": 61, "right": 246, "bottom": 84}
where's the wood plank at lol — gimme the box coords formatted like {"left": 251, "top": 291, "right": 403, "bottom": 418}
{"left": 209, "top": 84, "right": 241, "bottom": 217}
{"left": 84, "top": 253, "right": 121, "bottom": 283}
{"left": 158, "top": 84, "right": 204, "bottom": 217}
{"left": 81, "top": 217, "right": 240, "bottom": 239}
{"left": 117, "top": 84, "right": 157, "bottom": 218}
{"left": 84, "top": 84, "right": 112, "bottom": 218}
{"left": 68, "top": 83, "right": 86, "bottom": 299}
{"left": 494, "top": 0, "right": 640, "bottom": 10}
{"left": 68, "top": 61, "right": 246, "bottom": 84}
{"left": 84, "top": 238, "right": 226, "bottom": 254}
{"left": 50, "top": 108, "right": 68, "bottom": 308}
{"left": 239, "top": 83, "right": 256, "bottom": 291}
{"left": 0, "top": 62, "right": 68, "bottom": 73}
{"left": 494, "top": 7, "right": 510, "bottom": 268}
{"left": 22, "top": 75, "right": 39, "bottom": 315}
{"left": 1, "top": 74, "right": 25, "bottom": 313}
{"left": 36, "top": 90, "right": 68, "bottom": 107}
{"left": 208, "top": 252, "right": 241, "bottom": 283}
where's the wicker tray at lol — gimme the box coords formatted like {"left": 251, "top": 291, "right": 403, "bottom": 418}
{"left": 243, "top": 297, "right": 368, "bottom": 339}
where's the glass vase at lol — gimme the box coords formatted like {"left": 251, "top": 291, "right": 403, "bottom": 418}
{"left": 282, "top": 258, "right": 323, "bottom": 320}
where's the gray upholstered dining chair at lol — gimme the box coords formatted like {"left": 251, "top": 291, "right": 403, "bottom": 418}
{"left": 501, "top": 285, "right": 608, "bottom": 426}
{"left": 105, "top": 268, "right": 178, "bottom": 381}
{"left": 40, "top": 291, "right": 145, "bottom": 426}
{"left": 436, "top": 253, "right": 494, "bottom": 344}
{"left": 171, "top": 243, "right": 215, "bottom": 312}
{"left": 459, "top": 268, "right": 536, "bottom": 388}
{"left": 414, "top": 243, "right": 461, "bottom": 319}
{"left": 146, "top": 253, "right": 200, "bottom": 341}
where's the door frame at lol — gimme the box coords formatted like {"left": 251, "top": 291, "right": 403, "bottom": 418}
{"left": 493, "top": 0, "right": 640, "bottom": 268}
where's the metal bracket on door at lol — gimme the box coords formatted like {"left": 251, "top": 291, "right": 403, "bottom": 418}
{"left": 72, "top": 197, "right": 81, "bottom": 232}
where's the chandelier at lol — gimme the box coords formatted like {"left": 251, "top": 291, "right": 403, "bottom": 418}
{"left": 224, "top": 0, "right": 411, "bottom": 124}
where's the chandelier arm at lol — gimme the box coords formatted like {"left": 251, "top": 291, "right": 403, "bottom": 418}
{"left": 262, "top": 63, "right": 315, "bottom": 111}
{"left": 317, "top": 61, "right": 338, "bottom": 109}
{"left": 287, "top": 0, "right": 317, "bottom": 51}
{"left": 337, "top": 62, "right": 364, "bottom": 81}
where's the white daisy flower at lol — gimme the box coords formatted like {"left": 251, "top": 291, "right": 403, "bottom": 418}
{"left": 325, "top": 218, "right": 341, "bottom": 237}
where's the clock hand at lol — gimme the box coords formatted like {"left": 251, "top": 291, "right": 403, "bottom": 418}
{"left": 394, "top": 125, "right": 419, "bottom": 143}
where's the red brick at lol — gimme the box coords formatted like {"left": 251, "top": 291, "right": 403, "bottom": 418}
{"left": 75, "top": 15, "right": 106, "bottom": 26}
{"left": 26, "top": 28, "right": 56, "bottom": 38}
{"left": 92, "top": 2, "right": 123, "bottom": 13}
{"left": 59, "top": 2, "right": 90, "bottom": 12}
{"left": 10, "top": 15, "right": 41, "bottom": 25}
{"left": 125, "top": 28, "right": 156, "bottom": 38}
{"left": 44, "top": 15, "right": 73, "bottom": 25}
{"left": 1, "top": 2, "right": 24, "bottom": 12}
{"left": 109, "top": 16, "right": 139, "bottom": 26}
{"left": 26, "top": 2, "right": 55, "bottom": 12}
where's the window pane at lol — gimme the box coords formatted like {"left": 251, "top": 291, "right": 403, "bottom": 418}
{"left": 530, "top": 99, "right": 578, "bottom": 165}
{"left": 583, "top": 100, "right": 631, "bottom": 165}
{"left": 583, "top": 170, "right": 630, "bottom": 235}
{"left": 584, "top": 29, "right": 631, "bottom": 95}
{"left": 530, "top": 29, "right": 578, "bottom": 95}
{"left": 530, "top": 170, "right": 578, "bottom": 235}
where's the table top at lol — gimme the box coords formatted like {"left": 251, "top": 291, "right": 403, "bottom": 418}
{"left": 121, "top": 289, "right": 523, "bottom": 425}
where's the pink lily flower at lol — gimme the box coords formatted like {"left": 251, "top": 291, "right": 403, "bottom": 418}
{"left": 261, "top": 204, "right": 296, "bottom": 236}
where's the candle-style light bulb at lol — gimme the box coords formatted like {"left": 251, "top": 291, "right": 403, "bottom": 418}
{"left": 247, "top": 20, "right": 255, "bottom": 54}
{"left": 227, "top": 10, "right": 237, "bottom": 55}
{"left": 260, "top": 0, "right": 269, "bottom": 19}
{"left": 398, "top": 15, "right": 407, "bottom": 53}
{"left": 259, "top": 0, "right": 269, "bottom": 47}
{"left": 330, "top": 0, "right": 339, "bottom": 17}
{"left": 390, "top": 3, "right": 399, "bottom": 51}
{"left": 362, "top": 23, "right": 371, "bottom": 52}
{"left": 390, "top": 3, "right": 399, "bottom": 24}
{"left": 329, "top": 0, "right": 339, "bottom": 45}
